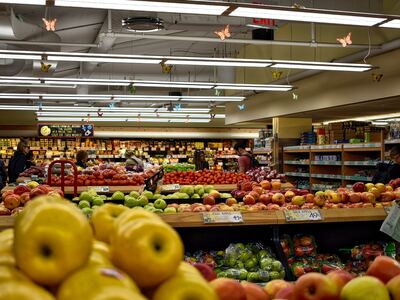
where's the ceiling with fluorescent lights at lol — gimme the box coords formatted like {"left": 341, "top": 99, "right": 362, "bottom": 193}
{"left": 0, "top": 0, "right": 400, "bottom": 127}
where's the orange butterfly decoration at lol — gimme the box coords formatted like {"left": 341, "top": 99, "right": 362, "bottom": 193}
{"left": 42, "top": 18, "right": 57, "bottom": 31}
{"left": 337, "top": 32, "right": 352, "bottom": 47}
{"left": 214, "top": 25, "right": 231, "bottom": 41}
{"left": 40, "top": 62, "right": 51, "bottom": 72}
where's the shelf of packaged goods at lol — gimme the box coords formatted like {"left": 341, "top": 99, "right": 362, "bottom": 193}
{"left": 311, "top": 174, "right": 343, "bottom": 180}
{"left": 311, "top": 161, "right": 342, "bottom": 166}
{"left": 311, "top": 184, "right": 341, "bottom": 190}
{"left": 385, "top": 139, "right": 400, "bottom": 144}
{"left": 253, "top": 149, "right": 272, "bottom": 154}
{"left": 1, "top": 185, "right": 144, "bottom": 194}
{"left": 343, "top": 147, "right": 382, "bottom": 152}
{"left": 258, "top": 161, "right": 271, "bottom": 165}
{"left": 0, "top": 208, "right": 388, "bottom": 229}
{"left": 343, "top": 176, "right": 373, "bottom": 182}
{"left": 283, "top": 160, "right": 309, "bottom": 165}
{"left": 310, "top": 149, "right": 342, "bottom": 153}
{"left": 284, "top": 146, "right": 310, "bottom": 151}
{"left": 344, "top": 161, "right": 378, "bottom": 166}
{"left": 283, "top": 149, "right": 310, "bottom": 153}
{"left": 310, "top": 145, "right": 342, "bottom": 151}
{"left": 285, "top": 172, "right": 310, "bottom": 178}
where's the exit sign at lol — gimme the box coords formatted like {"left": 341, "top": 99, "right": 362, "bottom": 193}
{"left": 252, "top": 18, "right": 277, "bottom": 27}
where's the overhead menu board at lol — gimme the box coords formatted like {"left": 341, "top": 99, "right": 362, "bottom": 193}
{"left": 38, "top": 124, "right": 94, "bottom": 138}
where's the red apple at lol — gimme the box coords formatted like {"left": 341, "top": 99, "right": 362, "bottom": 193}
{"left": 326, "top": 191, "right": 341, "bottom": 204}
{"left": 352, "top": 182, "right": 366, "bottom": 192}
{"left": 3, "top": 194, "right": 21, "bottom": 210}
{"left": 209, "top": 190, "right": 221, "bottom": 199}
{"left": 193, "top": 263, "right": 216, "bottom": 282}
{"left": 305, "top": 194, "right": 314, "bottom": 203}
{"left": 366, "top": 256, "right": 400, "bottom": 283}
{"left": 272, "top": 193, "right": 285, "bottom": 206}
{"left": 338, "top": 192, "right": 350, "bottom": 203}
{"left": 203, "top": 195, "right": 216, "bottom": 206}
{"left": 292, "top": 272, "right": 339, "bottom": 300}
{"left": 253, "top": 186, "right": 264, "bottom": 195}
{"left": 1, "top": 190, "right": 14, "bottom": 200}
{"left": 264, "top": 280, "right": 292, "bottom": 299}
{"left": 381, "top": 191, "right": 395, "bottom": 202}
{"left": 285, "top": 191, "right": 296, "bottom": 202}
{"left": 259, "top": 193, "right": 272, "bottom": 205}
{"left": 241, "top": 282, "right": 269, "bottom": 300}
{"left": 249, "top": 191, "right": 260, "bottom": 201}
{"left": 349, "top": 192, "right": 361, "bottom": 203}
{"left": 326, "top": 270, "right": 354, "bottom": 291}
{"left": 271, "top": 180, "right": 282, "bottom": 190}
{"left": 19, "top": 192, "right": 30, "bottom": 206}
{"left": 13, "top": 185, "right": 30, "bottom": 196}
{"left": 210, "top": 278, "right": 247, "bottom": 300}
{"left": 30, "top": 187, "right": 47, "bottom": 199}
{"left": 260, "top": 180, "right": 271, "bottom": 190}
{"left": 226, "top": 198, "right": 237, "bottom": 206}
{"left": 361, "top": 192, "right": 376, "bottom": 203}
{"left": 0, "top": 204, "right": 11, "bottom": 215}
{"left": 244, "top": 194, "right": 256, "bottom": 205}
{"left": 314, "top": 195, "right": 326, "bottom": 207}
{"left": 192, "top": 205, "right": 207, "bottom": 212}
{"left": 275, "top": 286, "right": 294, "bottom": 300}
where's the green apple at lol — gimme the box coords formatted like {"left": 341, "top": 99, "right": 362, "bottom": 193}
{"left": 91, "top": 205, "right": 100, "bottom": 210}
{"left": 236, "top": 261, "right": 244, "bottom": 269}
{"left": 138, "top": 195, "right": 149, "bottom": 206}
{"left": 124, "top": 197, "right": 137, "bottom": 208}
{"left": 144, "top": 205, "right": 156, "bottom": 212}
{"left": 225, "top": 257, "right": 236, "bottom": 267}
{"left": 279, "top": 270, "right": 286, "bottom": 279}
{"left": 154, "top": 199, "right": 167, "bottom": 210}
{"left": 257, "top": 270, "right": 270, "bottom": 282}
{"left": 153, "top": 208, "right": 164, "bottom": 213}
{"left": 269, "top": 271, "right": 281, "bottom": 280}
{"left": 92, "top": 197, "right": 104, "bottom": 207}
{"left": 239, "top": 251, "right": 252, "bottom": 261}
{"left": 78, "top": 200, "right": 90, "bottom": 209}
{"left": 260, "top": 258, "right": 273, "bottom": 270}
{"left": 239, "top": 269, "right": 248, "bottom": 280}
{"left": 272, "top": 260, "right": 283, "bottom": 271}
{"left": 129, "top": 191, "right": 140, "bottom": 198}
{"left": 81, "top": 207, "right": 92, "bottom": 216}
{"left": 153, "top": 193, "right": 163, "bottom": 200}
{"left": 142, "top": 190, "right": 154, "bottom": 200}
{"left": 258, "top": 250, "right": 271, "bottom": 259}
{"left": 217, "top": 271, "right": 227, "bottom": 278}
{"left": 163, "top": 207, "right": 177, "bottom": 213}
{"left": 247, "top": 272, "right": 259, "bottom": 282}
{"left": 191, "top": 194, "right": 200, "bottom": 199}
{"left": 244, "top": 258, "right": 258, "bottom": 270}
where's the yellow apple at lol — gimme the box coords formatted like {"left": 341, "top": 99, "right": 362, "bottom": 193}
{"left": 153, "top": 262, "right": 218, "bottom": 300}
{"left": 0, "top": 281, "right": 55, "bottom": 300}
{"left": 57, "top": 264, "right": 142, "bottom": 300}
{"left": 0, "top": 229, "right": 15, "bottom": 267}
{"left": 89, "top": 240, "right": 112, "bottom": 266}
{"left": 113, "top": 207, "right": 162, "bottom": 231}
{"left": 0, "top": 265, "right": 30, "bottom": 282}
{"left": 91, "top": 204, "right": 128, "bottom": 243}
{"left": 341, "top": 276, "right": 390, "bottom": 300}
{"left": 110, "top": 219, "right": 184, "bottom": 288}
{"left": 375, "top": 183, "right": 387, "bottom": 194}
{"left": 14, "top": 199, "right": 93, "bottom": 286}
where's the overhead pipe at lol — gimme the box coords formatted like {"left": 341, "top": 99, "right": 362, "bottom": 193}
{"left": 0, "top": 39, "right": 98, "bottom": 48}
{"left": 100, "top": 32, "right": 380, "bottom": 49}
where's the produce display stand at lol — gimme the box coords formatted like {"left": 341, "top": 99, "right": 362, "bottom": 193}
{"left": 283, "top": 143, "right": 383, "bottom": 189}
{"left": 48, "top": 160, "right": 78, "bottom": 197}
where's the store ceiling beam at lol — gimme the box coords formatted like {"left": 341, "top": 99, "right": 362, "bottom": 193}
{"left": 0, "top": 39, "right": 99, "bottom": 48}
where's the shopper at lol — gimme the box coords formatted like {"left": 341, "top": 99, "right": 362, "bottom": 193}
{"left": 194, "top": 150, "right": 209, "bottom": 170}
{"left": 0, "top": 159, "right": 7, "bottom": 190}
{"left": 234, "top": 142, "right": 255, "bottom": 173}
{"left": 76, "top": 150, "right": 89, "bottom": 169}
{"left": 8, "top": 140, "right": 29, "bottom": 183}
{"left": 373, "top": 146, "right": 400, "bottom": 184}
{"left": 25, "top": 150, "right": 36, "bottom": 169}
{"left": 125, "top": 150, "right": 144, "bottom": 171}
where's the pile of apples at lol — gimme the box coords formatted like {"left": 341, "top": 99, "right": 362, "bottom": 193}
{"left": 251, "top": 255, "right": 400, "bottom": 300}
{"left": 49, "top": 172, "right": 146, "bottom": 187}
{"left": 162, "top": 169, "right": 250, "bottom": 185}
{"left": 0, "top": 182, "right": 64, "bottom": 216}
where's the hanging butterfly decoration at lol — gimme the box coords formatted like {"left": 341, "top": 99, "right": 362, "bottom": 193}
{"left": 38, "top": 102, "right": 43, "bottom": 111}
{"left": 174, "top": 103, "right": 182, "bottom": 111}
{"left": 40, "top": 62, "right": 52, "bottom": 73}
{"left": 42, "top": 18, "right": 57, "bottom": 32}
{"left": 337, "top": 32, "right": 352, "bottom": 47}
{"left": 210, "top": 113, "right": 216, "bottom": 119}
{"left": 185, "top": 116, "right": 189, "bottom": 124}
{"left": 292, "top": 3, "right": 305, "bottom": 9}
{"left": 292, "top": 93, "right": 299, "bottom": 100}
{"left": 160, "top": 62, "right": 173, "bottom": 74}
{"left": 214, "top": 24, "right": 231, "bottom": 41}
{"left": 214, "top": 89, "right": 222, "bottom": 96}
{"left": 85, "top": 113, "right": 91, "bottom": 123}
{"left": 128, "top": 83, "right": 136, "bottom": 94}
{"left": 108, "top": 103, "right": 115, "bottom": 108}
{"left": 238, "top": 104, "right": 245, "bottom": 110}
{"left": 97, "top": 109, "right": 103, "bottom": 117}
{"left": 156, "top": 112, "right": 160, "bottom": 118}
{"left": 372, "top": 73, "right": 383, "bottom": 82}
{"left": 272, "top": 70, "right": 283, "bottom": 80}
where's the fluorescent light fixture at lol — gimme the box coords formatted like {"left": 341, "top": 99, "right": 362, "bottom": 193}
{"left": 0, "top": 93, "right": 244, "bottom": 102}
{"left": 215, "top": 84, "right": 293, "bottom": 91}
{"left": 55, "top": 0, "right": 229, "bottom": 16}
{"left": 132, "top": 82, "right": 214, "bottom": 89}
{"left": 229, "top": 7, "right": 386, "bottom": 26}
{"left": 0, "top": 0, "right": 45, "bottom": 3}
{"left": 371, "top": 121, "right": 389, "bottom": 125}
{"left": 165, "top": 59, "right": 271, "bottom": 68}
{"left": 0, "top": 50, "right": 375, "bottom": 72}
{"left": 36, "top": 111, "right": 225, "bottom": 118}
{"left": 379, "top": 19, "right": 400, "bottom": 29}
{"left": 36, "top": 117, "right": 211, "bottom": 123}
{"left": 272, "top": 61, "right": 372, "bottom": 72}
{"left": 322, "top": 113, "right": 400, "bottom": 124}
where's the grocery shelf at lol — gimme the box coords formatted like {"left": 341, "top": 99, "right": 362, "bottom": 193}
{"left": 311, "top": 184, "right": 341, "bottom": 190}
{"left": 311, "top": 161, "right": 342, "bottom": 166}
{"left": 343, "top": 143, "right": 381, "bottom": 148}
{"left": 311, "top": 174, "right": 342, "bottom": 179}
{"left": 311, "top": 145, "right": 342, "bottom": 150}
{"left": 285, "top": 172, "right": 310, "bottom": 177}
{"left": 253, "top": 148, "right": 272, "bottom": 154}
{"left": 343, "top": 176, "right": 373, "bottom": 181}
{"left": 343, "top": 147, "right": 382, "bottom": 152}
{"left": 0, "top": 208, "right": 388, "bottom": 230}
{"left": 283, "top": 160, "right": 309, "bottom": 165}
{"left": 1, "top": 185, "right": 144, "bottom": 194}
{"left": 344, "top": 161, "right": 378, "bottom": 166}
{"left": 385, "top": 139, "right": 400, "bottom": 144}
{"left": 297, "top": 184, "right": 310, "bottom": 189}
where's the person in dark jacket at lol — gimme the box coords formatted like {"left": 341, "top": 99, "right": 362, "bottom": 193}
{"left": 0, "top": 159, "right": 7, "bottom": 190}
{"left": 76, "top": 150, "right": 88, "bottom": 169}
{"left": 373, "top": 146, "right": 400, "bottom": 184}
{"left": 388, "top": 146, "right": 400, "bottom": 180}
{"left": 8, "top": 141, "right": 29, "bottom": 183}
{"left": 25, "top": 150, "right": 36, "bottom": 169}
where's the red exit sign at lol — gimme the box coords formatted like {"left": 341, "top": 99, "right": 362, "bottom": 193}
{"left": 252, "top": 18, "right": 277, "bottom": 27}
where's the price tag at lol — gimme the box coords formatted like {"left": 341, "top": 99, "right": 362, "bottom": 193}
{"left": 381, "top": 203, "right": 400, "bottom": 242}
{"left": 384, "top": 206, "right": 392, "bottom": 215}
{"left": 202, "top": 212, "right": 243, "bottom": 224}
{"left": 89, "top": 186, "right": 110, "bottom": 193}
{"left": 161, "top": 184, "right": 180, "bottom": 192}
{"left": 284, "top": 209, "right": 323, "bottom": 222}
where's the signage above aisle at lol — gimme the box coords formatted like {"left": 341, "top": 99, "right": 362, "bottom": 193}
{"left": 38, "top": 124, "right": 94, "bottom": 138}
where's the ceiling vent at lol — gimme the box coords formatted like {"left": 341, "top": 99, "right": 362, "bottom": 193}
{"left": 122, "top": 17, "right": 164, "bottom": 33}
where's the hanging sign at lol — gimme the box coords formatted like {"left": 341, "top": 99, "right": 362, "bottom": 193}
{"left": 38, "top": 124, "right": 94, "bottom": 138}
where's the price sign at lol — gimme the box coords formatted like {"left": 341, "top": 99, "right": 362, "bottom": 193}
{"left": 38, "top": 124, "right": 94, "bottom": 138}
{"left": 161, "top": 184, "right": 180, "bottom": 192}
{"left": 89, "top": 186, "right": 110, "bottom": 193}
{"left": 202, "top": 212, "right": 243, "bottom": 224}
{"left": 284, "top": 209, "right": 323, "bottom": 222}
{"left": 384, "top": 206, "right": 393, "bottom": 215}
{"left": 381, "top": 203, "right": 400, "bottom": 242}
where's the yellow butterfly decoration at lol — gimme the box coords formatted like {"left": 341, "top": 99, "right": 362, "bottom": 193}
{"left": 42, "top": 18, "right": 57, "bottom": 32}
{"left": 160, "top": 62, "right": 173, "bottom": 74}
{"left": 292, "top": 3, "right": 305, "bottom": 9}
{"left": 272, "top": 70, "right": 283, "bottom": 80}
{"left": 372, "top": 73, "right": 383, "bottom": 82}
{"left": 292, "top": 93, "right": 299, "bottom": 100}
{"left": 40, "top": 62, "right": 51, "bottom": 73}
{"left": 214, "top": 24, "right": 231, "bottom": 41}
{"left": 337, "top": 32, "right": 352, "bottom": 47}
